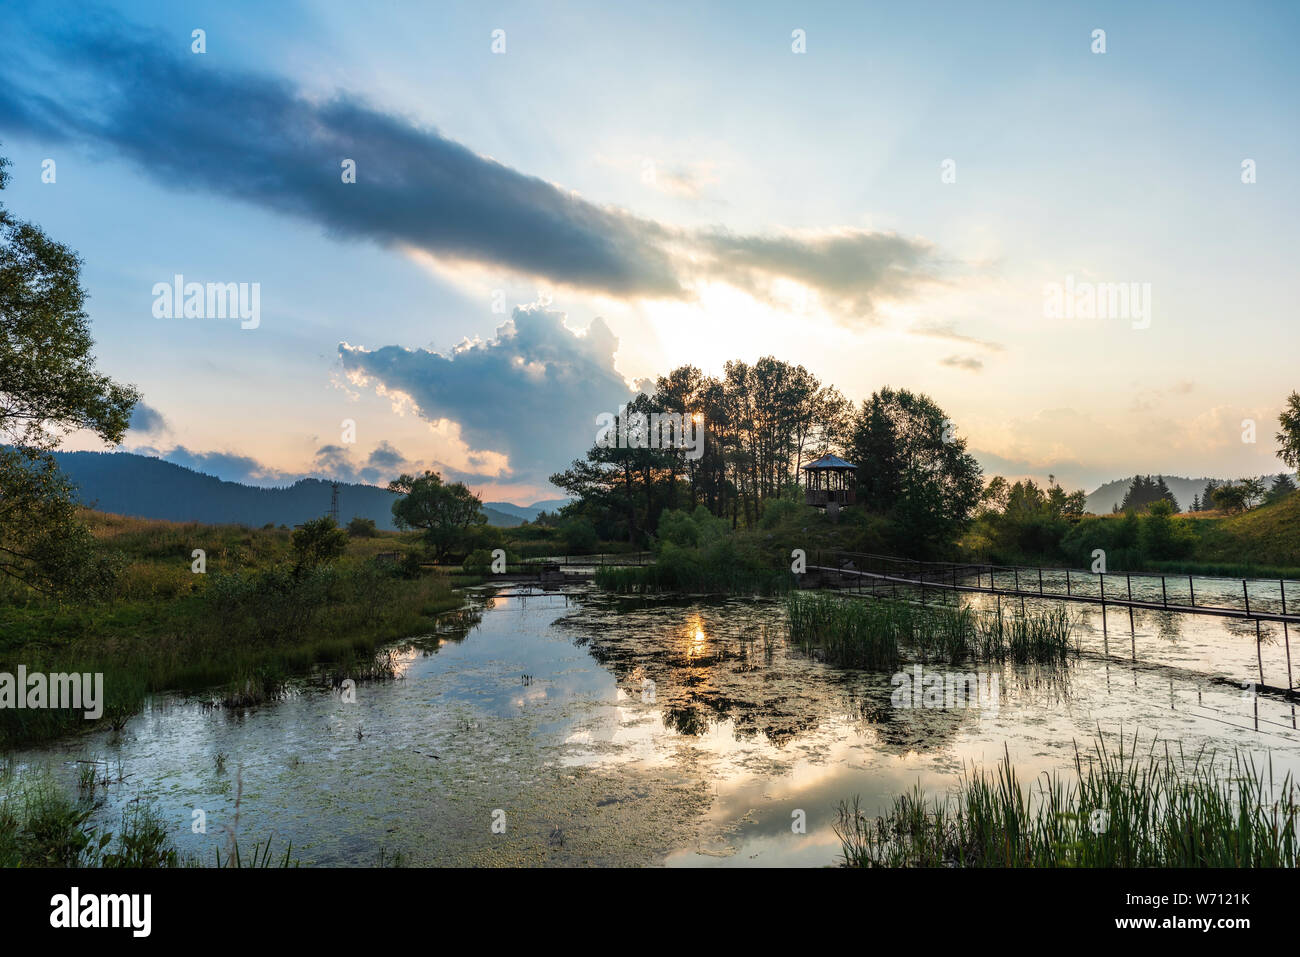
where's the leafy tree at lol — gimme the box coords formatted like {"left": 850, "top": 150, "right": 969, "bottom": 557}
{"left": 1277, "top": 391, "right": 1300, "bottom": 470}
{"left": 1211, "top": 482, "right": 1249, "bottom": 513}
{"left": 1138, "top": 499, "right": 1193, "bottom": 560}
{"left": 0, "top": 150, "right": 139, "bottom": 595}
{"left": 388, "top": 470, "right": 485, "bottom": 562}
{"left": 846, "top": 387, "right": 983, "bottom": 554}
{"left": 346, "top": 516, "right": 378, "bottom": 537}
{"left": 291, "top": 516, "right": 348, "bottom": 568}
{"left": 980, "top": 475, "right": 1010, "bottom": 513}
{"left": 1240, "top": 476, "right": 1266, "bottom": 509}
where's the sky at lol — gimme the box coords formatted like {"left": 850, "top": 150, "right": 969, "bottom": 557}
{"left": 1, "top": 0, "right": 1297, "bottom": 504}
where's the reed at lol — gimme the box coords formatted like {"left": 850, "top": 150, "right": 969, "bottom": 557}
{"left": 835, "top": 732, "right": 1300, "bottom": 867}
{"left": 786, "top": 593, "right": 1075, "bottom": 669}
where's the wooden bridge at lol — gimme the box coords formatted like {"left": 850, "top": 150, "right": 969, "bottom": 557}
{"left": 808, "top": 551, "right": 1300, "bottom": 692}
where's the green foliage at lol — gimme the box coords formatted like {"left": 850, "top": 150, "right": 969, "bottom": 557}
{"left": 968, "top": 476, "right": 1086, "bottom": 561}
{"left": 847, "top": 387, "right": 983, "bottom": 555}
{"left": 346, "top": 516, "right": 378, "bottom": 537}
{"left": 1265, "top": 473, "right": 1297, "bottom": 506}
{"left": 0, "top": 448, "right": 123, "bottom": 597}
{"left": 388, "top": 470, "right": 485, "bottom": 562}
{"left": 291, "top": 516, "right": 348, "bottom": 568}
{"left": 0, "top": 149, "right": 138, "bottom": 596}
{"left": 557, "top": 516, "right": 598, "bottom": 552}
{"left": 1277, "top": 391, "right": 1300, "bottom": 471}
{"left": 1118, "top": 474, "right": 1179, "bottom": 513}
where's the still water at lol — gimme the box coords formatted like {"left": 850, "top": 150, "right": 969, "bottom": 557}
{"left": 10, "top": 581, "right": 1300, "bottom": 866}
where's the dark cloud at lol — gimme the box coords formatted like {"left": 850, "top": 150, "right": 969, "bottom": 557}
{"left": 696, "top": 229, "right": 936, "bottom": 318}
{"left": 131, "top": 440, "right": 482, "bottom": 489}
{"left": 339, "top": 304, "right": 632, "bottom": 486}
{"left": 127, "top": 401, "right": 168, "bottom": 436}
{"left": 939, "top": 355, "right": 983, "bottom": 371}
{"left": 0, "top": 19, "right": 938, "bottom": 321}
{"left": 366, "top": 441, "right": 406, "bottom": 471}
{"left": 311, "top": 440, "right": 430, "bottom": 485}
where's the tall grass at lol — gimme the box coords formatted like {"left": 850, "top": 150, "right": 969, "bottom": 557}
{"left": 786, "top": 593, "right": 1076, "bottom": 668}
{"left": 975, "top": 603, "right": 1075, "bottom": 664}
{"left": 835, "top": 732, "right": 1300, "bottom": 867}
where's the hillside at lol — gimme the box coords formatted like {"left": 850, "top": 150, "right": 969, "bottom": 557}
{"left": 1193, "top": 492, "right": 1300, "bottom": 568}
{"left": 50, "top": 451, "right": 524, "bottom": 528}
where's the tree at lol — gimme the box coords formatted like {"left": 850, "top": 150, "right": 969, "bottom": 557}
{"left": 292, "top": 516, "right": 348, "bottom": 568}
{"left": 1264, "top": 473, "right": 1297, "bottom": 506}
{"left": 388, "top": 470, "right": 485, "bottom": 561}
{"left": 1119, "top": 474, "right": 1177, "bottom": 513}
{"left": 0, "top": 150, "right": 140, "bottom": 595}
{"left": 346, "top": 516, "right": 378, "bottom": 537}
{"left": 1277, "top": 391, "right": 1300, "bottom": 470}
{"left": 1200, "top": 479, "right": 1220, "bottom": 511}
{"left": 846, "top": 387, "right": 983, "bottom": 553}
{"left": 1240, "top": 476, "right": 1266, "bottom": 510}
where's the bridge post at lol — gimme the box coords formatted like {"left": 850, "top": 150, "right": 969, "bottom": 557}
{"left": 1189, "top": 576, "right": 1195, "bottom": 608}
{"left": 1243, "top": 580, "right": 1250, "bottom": 617}
{"left": 1161, "top": 576, "right": 1167, "bottom": 609}
{"left": 1257, "top": 619, "right": 1265, "bottom": 688}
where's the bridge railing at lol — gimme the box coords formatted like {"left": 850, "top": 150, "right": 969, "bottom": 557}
{"left": 815, "top": 550, "right": 1300, "bottom": 621}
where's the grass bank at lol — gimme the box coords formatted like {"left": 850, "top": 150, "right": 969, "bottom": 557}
{"left": 0, "top": 512, "right": 467, "bottom": 748}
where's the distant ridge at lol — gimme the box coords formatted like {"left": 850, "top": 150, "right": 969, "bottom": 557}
{"left": 49, "top": 451, "right": 524, "bottom": 528}
{"left": 483, "top": 499, "right": 572, "bottom": 522}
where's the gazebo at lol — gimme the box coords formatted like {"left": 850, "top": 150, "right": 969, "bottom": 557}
{"left": 801, "top": 454, "right": 857, "bottom": 508}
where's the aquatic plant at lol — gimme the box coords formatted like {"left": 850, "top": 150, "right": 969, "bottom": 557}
{"left": 785, "top": 593, "right": 1076, "bottom": 668}
{"left": 835, "top": 732, "right": 1300, "bottom": 867}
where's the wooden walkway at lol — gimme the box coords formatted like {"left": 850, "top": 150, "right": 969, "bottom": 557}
{"left": 809, "top": 551, "right": 1300, "bottom": 692}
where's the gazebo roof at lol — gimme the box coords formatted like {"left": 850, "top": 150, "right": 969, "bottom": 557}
{"left": 802, "top": 454, "right": 857, "bottom": 471}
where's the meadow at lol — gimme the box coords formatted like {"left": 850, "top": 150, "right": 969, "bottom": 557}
{"left": 0, "top": 511, "right": 464, "bottom": 747}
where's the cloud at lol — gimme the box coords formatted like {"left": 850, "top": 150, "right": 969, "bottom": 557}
{"left": 339, "top": 303, "right": 633, "bottom": 486}
{"left": 0, "top": 18, "right": 939, "bottom": 323}
{"left": 131, "top": 439, "right": 451, "bottom": 489}
{"left": 310, "top": 439, "right": 434, "bottom": 485}
{"left": 939, "top": 355, "right": 983, "bottom": 371}
{"left": 695, "top": 229, "right": 937, "bottom": 319}
{"left": 910, "top": 321, "right": 1003, "bottom": 352}
{"left": 126, "top": 401, "right": 168, "bottom": 436}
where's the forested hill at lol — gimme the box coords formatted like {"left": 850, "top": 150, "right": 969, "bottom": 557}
{"left": 48, "top": 451, "right": 524, "bottom": 528}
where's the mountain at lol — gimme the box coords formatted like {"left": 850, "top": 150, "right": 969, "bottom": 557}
{"left": 482, "top": 498, "right": 572, "bottom": 522}
{"left": 1084, "top": 474, "right": 1292, "bottom": 515}
{"left": 49, "top": 451, "right": 523, "bottom": 528}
